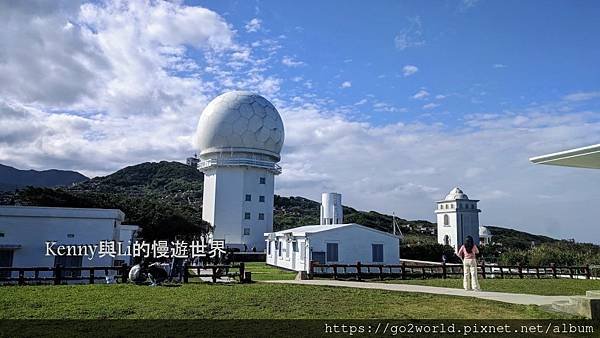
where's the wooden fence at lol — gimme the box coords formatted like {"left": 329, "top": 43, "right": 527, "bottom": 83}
{"left": 0, "top": 264, "right": 129, "bottom": 285}
{"left": 0, "top": 262, "right": 249, "bottom": 285}
{"left": 309, "top": 261, "right": 593, "bottom": 280}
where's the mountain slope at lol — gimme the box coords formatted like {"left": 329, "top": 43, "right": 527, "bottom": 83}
{"left": 0, "top": 164, "right": 88, "bottom": 191}
{"left": 0, "top": 161, "right": 568, "bottom": 248}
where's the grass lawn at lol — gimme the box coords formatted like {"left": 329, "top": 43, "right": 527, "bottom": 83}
{"left": 244, "top": 262, "right": 297, "bottom": 281}
{"left": 383, "top": 278, "right": 600, "bottom": 296}
{"left": 0, "top": 283, "right": 576, "bottom": 319}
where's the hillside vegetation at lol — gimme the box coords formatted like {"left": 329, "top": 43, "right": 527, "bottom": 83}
{"left": 2, "top": 161, "right": 596, "bottom": 266}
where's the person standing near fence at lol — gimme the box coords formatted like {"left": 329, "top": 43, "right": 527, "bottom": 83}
{"left": 458, "top": 236, "right": 480, "bottom": 291}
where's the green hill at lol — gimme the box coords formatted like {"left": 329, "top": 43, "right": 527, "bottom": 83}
{"left": 0, "top": 161, "right": 570, "bottom": 249}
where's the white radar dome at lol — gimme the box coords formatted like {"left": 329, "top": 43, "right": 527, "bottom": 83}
{"left": 195, "top": 91, "right": 285, "bottom": 160}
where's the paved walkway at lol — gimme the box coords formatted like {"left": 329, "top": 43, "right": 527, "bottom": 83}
{"left": 266, "top": 280, "right": 570, "bottom": 306}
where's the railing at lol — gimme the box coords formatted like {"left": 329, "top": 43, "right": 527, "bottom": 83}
{"left": 309, "top": 261, "right": 593, "bottom": 281}
{"left": 0, "top": 264, "right": 129, "bottom": 285}
{"left": 0, "top": 262, "right": 250, "bottom": 285}
{"left": 198, "top": 158, "right": 282, "bottom": 174}
{"left": 183, "top": 262, "right": 249, "bottom": 283}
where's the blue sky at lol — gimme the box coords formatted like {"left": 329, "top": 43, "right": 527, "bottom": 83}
{"left": 196, "top": 0, "right": 600, "bottom": 126}
{"left": 0, "top": 0, "right": 599, "bottom": 243}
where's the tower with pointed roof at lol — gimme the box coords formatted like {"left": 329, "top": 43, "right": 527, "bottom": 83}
{"left": 435, "top": 187, "right": 481, "bottom": 252}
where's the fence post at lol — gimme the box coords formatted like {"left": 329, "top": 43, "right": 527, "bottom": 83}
{"left": 121, "top": 263, "right": 128, "bottom": 284}
{"left": 18, "top": 269, "right": 25, "bottom": 286}
{"left": 569, "top": 267, "right": 573, "bottom": 279}
{"left": 54, "top": 264, "right": 62, "bottom": 285}
{"left": 442, "top": 262, "right": 447, "bottom": 279}
{"left": 333, "top": 265, "right": 338, "bottom": 280}
{"left": 551, "top": 263, "right": 557, "bottom": 279}
{"left": 309, "top": 261, "right": 314, "bottom": 280}
{"left": 356, "top": 261, "right": 362, "bottom": 281}
{"left": 499, "top": 265, "right": 504, "bottom": 279}
{"left": 183, "top": 261, "right": 189, "bottom": 283}
{"left": 401, "top": 262, "right": 406, "bottom": 280}
{"left": 89, "top": 268, "right": 95, "bottom": 284}
{"left": 212, "top": 266, "right": 217, "bottom": 283}
{"left": 536, "top": 266, "right": 540, "bottom": 279}
{"left": 517, "top": 263, "right": 523, "bottom": 279}
{"left": 586, "top": 265, "right": 591, "bottom": 279}
{"left": 481, "top": 261, "right": 486, "bottom": 279}
{"left": 239, "top": 262, "right": 245, "bottom": 283}
{"left": 379, "top": 265, "right": 384, "bottom": 281}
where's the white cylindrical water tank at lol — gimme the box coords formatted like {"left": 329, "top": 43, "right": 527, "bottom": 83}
{"left": 320, "top": 192, "right": 343, "bottom": 225}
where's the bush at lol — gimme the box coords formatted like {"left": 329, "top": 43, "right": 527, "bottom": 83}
{"left": 401, "top": 243, "right": 459, "bottom": 263}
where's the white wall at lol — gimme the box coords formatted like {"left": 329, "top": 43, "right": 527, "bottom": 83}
{"left": 266, "top": 225, "right": 400, "bottom": 272}
{"left": 436, "top": 201, "right": 480, "bottom": 252}
{"left": 203, "top": 166, "right": 274, "bottom": 251}
{"left": 0, "top": 206, "right": 133, "bottom": 278}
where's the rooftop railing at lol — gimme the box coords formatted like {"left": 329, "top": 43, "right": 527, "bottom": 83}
{"left": 198, "top": 157, "right": 282, "bottom": 174}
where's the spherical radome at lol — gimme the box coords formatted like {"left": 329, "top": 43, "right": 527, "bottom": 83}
{"left": 195, "top": 91, "right": 285, "bottom": 159}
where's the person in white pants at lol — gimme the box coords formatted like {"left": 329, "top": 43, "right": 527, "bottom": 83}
{"left": 457, "top": 236, "right": 480, "bottom": 291}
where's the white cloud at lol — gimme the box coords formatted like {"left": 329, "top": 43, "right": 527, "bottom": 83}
{"left": 394, "top": 16, "right": 425, "bottom": 50}
{"left": 422, "top": 103, "right": 440, "bottom": 109}
{"left": 435, "top": 94, "right": 447, "bottom": 100}
{"left": 281, "top": 56, "right": 304, "bottom": 67}
{"left": 412, "top": 89, "right": 430, "bottom": 100}
{"left": 277, "top": 102, "right": 600, "bottom": 243}
{"left": 245, "top": 18, "right": 262, "bottom": 33}
{"left": 354, "top": 99, "right": 368, "bottom": 106}
{"left": 493, "top": 63, "right": 507, "bottom": 68}
{"left": 2, "top": 0, "right": 600, "bottom": 245}
{"left": 402, "top": 65, "right": 419, "bottom": 77}
{"left": 562, "top": 91, "right": 600, "bottom": 102}
{"left": 340, "top": 81, "right": 352, "bottom": 89}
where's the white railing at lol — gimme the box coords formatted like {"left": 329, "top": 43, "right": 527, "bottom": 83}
{"left": 198, "top": 158, "right": 282, "bottom": 174}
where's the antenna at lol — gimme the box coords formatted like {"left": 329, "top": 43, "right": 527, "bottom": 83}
{"left": 392, "top": 212, "right": 403, "bottom": 238}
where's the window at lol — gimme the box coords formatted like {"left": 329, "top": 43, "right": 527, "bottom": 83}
{"left": 259, "top": 177, "right": 266, "bottom": 184}
{"left": 54, "top": 255, "right": 83, "bottom": 278}
{"left": 372, "top": 244, "right": 384, "bottom": 263}
{"left": 268, "top": 242, "right": 272, "bottom": 255}
{"left": 258, "top": 213, "right": 265, "bottom": 220}
{"left": 67, "top": 234, "right": 75, "bottom": 238}
{"left": 292, "top": 241, "right": 298, "bottom": 252}
{"left": 443, "top": 214, "right": 449, "bottom": 226}
{"left": 444, "top": 235, "right": 451, "bottom": 246}
{"left": 326, "top": 243, "right": 338, "bottom": 262}
{"left": 245, "top": 194, "right": 251, "bottom": 201}
{"left": 278, "top": 241, "right": 282, "bottom": 256}
{"left": 259, "top": 195, "right": 265, "bottom": 202}
{"left": 0, "top": 250, "right": 13, "bottom": 278}
{"left": 0, "top": 232, "right": 4, "bottom": 237}
{"left": 243, "top": 228, "right": 250, "bottom": 236}
{"left": 286, "top": 241, "right": 290, "bottom": 258}
{"left": 244, "top": 212, "right": 251, "bottom": 220}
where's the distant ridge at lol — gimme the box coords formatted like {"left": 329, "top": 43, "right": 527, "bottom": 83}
{"left": 0, "top": 163, "right": 88, "bottom": 191}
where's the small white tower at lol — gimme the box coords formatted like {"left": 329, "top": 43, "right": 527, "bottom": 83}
{"left": 435, "top": 187, "right": 481, "bottom": 252}
{"left": 320, "top": 192, "right": 343, "bottom": 225}
{"left": 195, "top": 91, "right": 285, "bottom": 251}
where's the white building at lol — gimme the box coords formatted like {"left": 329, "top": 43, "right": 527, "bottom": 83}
{"left": 435, "top": 187, "right": 481, "bottom": 251}
{"left": 195, "top": 91, "right": 285, "bottom": 251}
{"left": 320, "top": 192, "right": 343, "bottom": 225}
{"left": 0, "top": 206, "right": 138, "bottom": 277}
{"left": 265, "top": 223, "right": 400, "bottom": 272}
{"left": 479, "top": 226, "right": 492, "bottom": 245}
